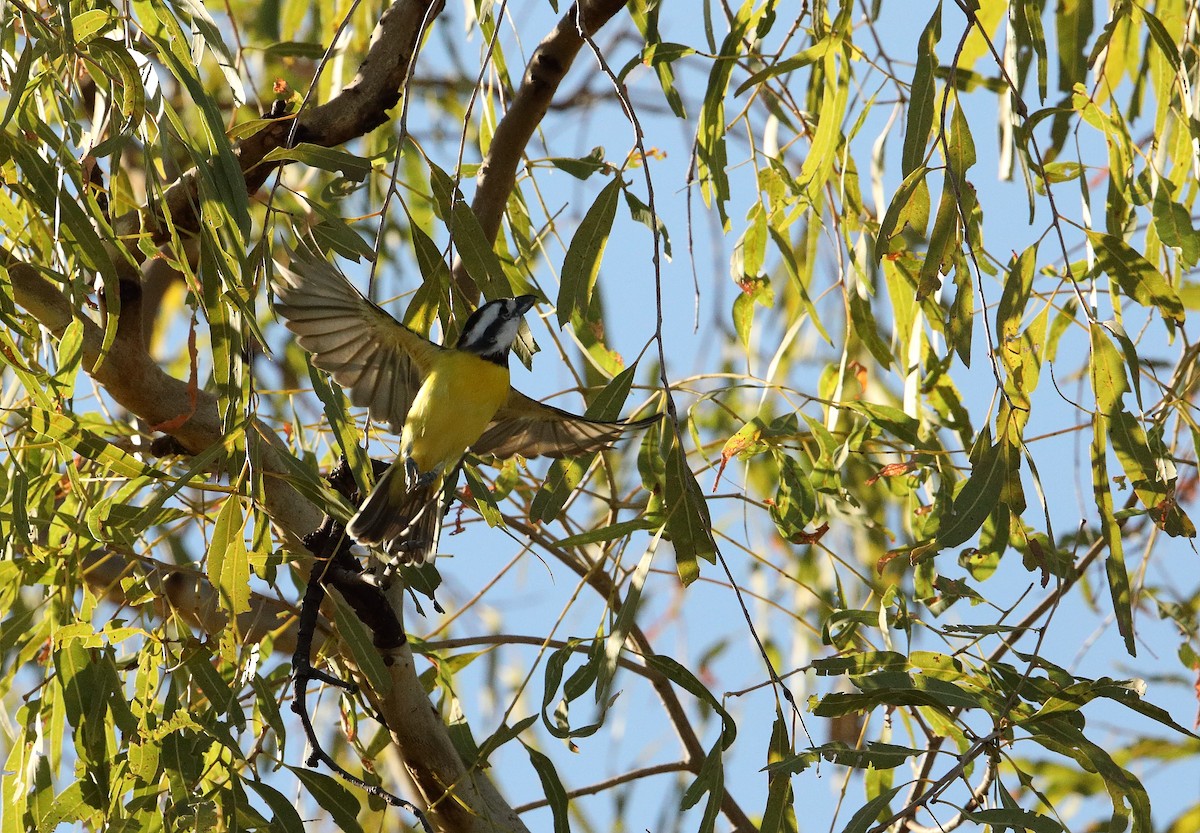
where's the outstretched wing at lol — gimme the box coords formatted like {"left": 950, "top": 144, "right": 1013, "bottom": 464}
{"left": 472, "top": 389, "right": 661, "bottom": 459}
{"left": 273, "top": 247, "right": 441, "bottom": 433}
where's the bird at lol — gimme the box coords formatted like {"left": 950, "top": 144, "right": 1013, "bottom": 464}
{"left": 272, "top": 246, "right": 660, "bottom": 567}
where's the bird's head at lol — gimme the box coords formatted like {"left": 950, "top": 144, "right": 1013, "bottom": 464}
{"left": 456, "top": 295, "right": 538, "bottom": 364}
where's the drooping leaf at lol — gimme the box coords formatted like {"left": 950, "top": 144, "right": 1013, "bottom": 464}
{"left": 936, "top": 437, "right": 1006, "bottom": 549}
{"left": 558, "top": 176, "right": 621, "bottom": 327}
{"left": 208, "top": 495, "right": 250, "bottom": 619}
{"left": 287, "top": 768, "right": 366, "bottom": 833}
{"left": 661, "top": 429, "right": 717, "bottom": 585}
{"left": 902, "top": 4, "right": 941, "bottom": 177}
{"left": 523, "top": 743, "right": 570, "bottom": 833}
{"left": 1088, "top": 230, "right": 1185, "bottom": 325}
{"left": 875, "top": 167, "right": 931, "bottom": 265}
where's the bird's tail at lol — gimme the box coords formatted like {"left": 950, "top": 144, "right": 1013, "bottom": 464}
{"left": 348, "top": 463, "right": 443, "bottom": 567}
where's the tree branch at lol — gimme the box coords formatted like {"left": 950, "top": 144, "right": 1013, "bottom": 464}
{"left": 6, "top": 257, "right": 322, "bottom": 543}
{"left": 111, "top": 0, "right": 447, "bottom": 248}
{"left": 453, "top": 0, "right": 631, "bottom": 297}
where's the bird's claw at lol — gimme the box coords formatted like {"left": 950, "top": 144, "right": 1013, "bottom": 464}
{"left": 403, "top": 456, "right": 439, "bottom": 492}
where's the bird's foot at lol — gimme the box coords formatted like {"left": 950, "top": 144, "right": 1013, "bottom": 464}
{"left": 403, "top": 456, "right": 440, "bottom": 492}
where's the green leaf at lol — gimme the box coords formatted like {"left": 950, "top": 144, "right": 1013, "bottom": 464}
{"left": 184, "top": 648, "right": 244, "bottom": 724}
{"left": 462, "top": 461, "right": 504, "bottom": 528}
{"left": 523, "top": 743, "right": 570, "bottom": 833}
{"left": 475, "top": 715, "right": 538, "bottom": 765}
{"left": 847, "top": 403, "right": 921, "bottom": 447}
{"left": 769, "top": 452, "right": 817, "bottom": 541}
{"left": 1110, "top": 409, "right": 1194, "bottom": 537}
{"left": 838, "top": 783, "right": 906, "bottom": 833}
{"left": 1138, "top": 6, "right": 1181, "bottom": 71}
{"left": 36, "top": 782, "right": 93, "bottom": 833}
{"left": 959, "top": 808, "right": 1063, "bottom": 833}
{"left": 1055, "top": 0, "right": 1093, "bottom": 93}
{"left": 903, "top": 4, "right": 941, "bottom": 178}
{"left": 208, "top": 496, "right": 250, "bottom": 619}
{"left": 404, "top": 220, "right": 452, "bottom": 334}
{"left": 0, "top": 40, "right": 35, "bottom": 131}
{"left": 1152, "top": 188, "right": 1200, "bottom": 268}
{"left": 327, "top": 591, "right": 391, "bottom": 696}
{"left": 641, "top": 41, "right": 696, "bottom": 66}
{"left": 645, "top": 653, "right": 736, "bottom": 748}
{"left": 540, "top": 639, "right": 606, "bottom": 740}
{"left": 1088, "top": 398, "right": 1135, "bottom": 654}
{"left": 1027, "top": 715, "right": 1149, "bottom": 833}
{"left": 948, "top": 258, "right": 974, "bottom": 365}
{"left": 4, "top": 135, "right": 117, "bottom": 280}
{"left": 805, "top": 741, "right": 923, "bottom": 770}
{"left": 695, "top": 1, "right": 764, "bottom": 227}
{"left": 530, "top": 363, "right": 640, "bottom": 521}
{"left": 309, "top": 218, "right": 375, "bottom": 263}
{"left": 552, "top": 518, "right": 656, "bottom": 547}
{"left": 303, "top": 359, "right": 374, "bottom": 502}
{"left": 244, "top": 782, "right": 306, "bottom": 833}
{"left": 996, "top": 245, "right": 1037, "bottom": 345}
{"left": 680, "top": 739, "right": 725, "bottom": 833}
{"left": 428, "top": 163, "right": 512, "bottom": 299}
{"left": 875, "top": 167, "right": 931, "bottom": 265}
{"left": 760, "top": 713, "right": 799, "bottom": 833}
{"left": 917, "top": 178, "right": 959, "bottom": 299}
{"left": 797, "top": 49, "right": 849, "bottom": 204}
{"left": 25, "top": 408, "right": 167, "bottom": 481}
{"left": 558, "top": 176, "right": 621, "bottom": 327}
{"left": 847, "top": 287, "right": 894, "bottom": 369}
{"left": 661, "top": 429, "right": 717, "bottom": 584}
{"left": 547, "top": 146, "right": 606, "bottom": 180}
{"left": 287, "top": 768, "right": 365, "bottom": 833}
{"left": 770, "top": 226, "right": 832, "bottom": 344}
{"left": 732, "top": 291, "right": 755, "bottom": 350}
{"left": 597, "top": 536, "right": 657, "bottom": 710}
{"left": 811, "top": 652, "right": 908, "bottom": 676}
{"left": 624, "top": 189, "right": 672, "bottom": 259}
{"left": 936, "top": 438, "right": 1005, "bottom": 548}
{"left": 734, "top": 35, "right": 835, "bottom": 96}
{"left": 1088, "top": 230, "right": 1186, "bottom": 325}
{"left": 260, "top": 144, "right": 372, "bottom": 181}
{"left": 1088, "top": 322, "right": 1129, "bottom": 414}
{"left": 946, "top": 97, "right": 976, "bottom": 175}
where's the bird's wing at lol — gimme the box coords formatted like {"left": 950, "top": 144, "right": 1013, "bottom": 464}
{"left": 273, "top": 248, "right": 441, "bottom": 433}
{"left": 472, "top": 389, "right": 661, "bottom": 459}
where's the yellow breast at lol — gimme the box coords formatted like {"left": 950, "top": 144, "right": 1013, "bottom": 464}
{"left": 401, "top": 350, "right": 510, "bottom": 475}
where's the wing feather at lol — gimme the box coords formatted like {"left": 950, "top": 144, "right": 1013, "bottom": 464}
{"left": 472, "top": 389, "right": 661, "bottom": 459}
{"left": 273, "top": 247, "right": 441, "bottom": 433}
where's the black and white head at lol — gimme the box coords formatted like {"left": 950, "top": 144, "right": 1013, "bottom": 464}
{"left": 455, "top": 295, "right": 537, "bottom": 364}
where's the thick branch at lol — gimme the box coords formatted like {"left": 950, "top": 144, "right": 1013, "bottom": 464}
{"left": 112, "top": 0, "right": 446, "bottom": 248}
{"left": 6, "top": 259, "right": 322, "bottom": 543}
{"left": 370, "top": 636, "right": 531, "bottom": 833}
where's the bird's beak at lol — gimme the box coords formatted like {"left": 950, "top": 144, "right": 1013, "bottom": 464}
{"left": 514, "top": 294, "right": 538, "bottom": 315}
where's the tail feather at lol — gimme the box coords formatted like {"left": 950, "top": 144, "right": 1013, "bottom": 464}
{"left": 348, "top": 463, "right": 443, "bottom": 566}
